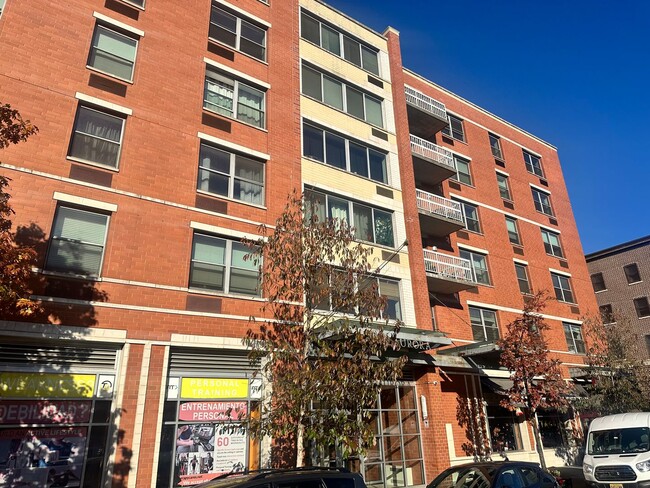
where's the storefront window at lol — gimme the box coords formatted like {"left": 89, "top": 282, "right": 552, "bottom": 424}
{"left": 538, "top": 410, "right": 565, "bottom": 449}
{"left": 364, "top": 385, "right": 424, "bottom": 488}
{"left": 158, "top": 376, "right": 262, "bottom": 487}
{"left": 486, "top": 405, "right": 522, "bottom": 453}
{"left": 0, "top": 371, "right": 116, "bottom": 487}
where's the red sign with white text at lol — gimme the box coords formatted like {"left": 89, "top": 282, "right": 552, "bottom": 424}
{"left": 0, "top": 400, "right": 92, "bottom": 425}
{"left": 179, "top": 402, "right": 248, "bottom": 422}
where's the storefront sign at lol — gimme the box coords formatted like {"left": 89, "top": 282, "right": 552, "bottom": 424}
{"left": 179, "top": 402, "right": 248, "bottom": 422}
{"left": 180, "top": 378, "right": 248, "bottom": 399}
{"left": 0, "top": 372, "right": 96, "bottom": 398}
{"left": 0, "top": 426, "right": 87, "bottom": 486}
{"left": 0, "top": 400, "right": 92, "bottom": 425}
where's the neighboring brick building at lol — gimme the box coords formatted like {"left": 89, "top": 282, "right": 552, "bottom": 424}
{"left": 0, "top": 0, "right": 597, "bottom": 486}
{"left": 586, "top": 235, "right": 650, "bottom": 357}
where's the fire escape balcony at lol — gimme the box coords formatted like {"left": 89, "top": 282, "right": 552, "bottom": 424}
{"left": 423, "top": 249, "right": 477, "bottom": 294}
{"left": 405, "top": 85, "right": 448, "bottom": 139}
{"left": 416, "top": 189, "right": 465, "bottom": 238}
{"left": 410, "top": 134, "right": 456, "bottom": 186}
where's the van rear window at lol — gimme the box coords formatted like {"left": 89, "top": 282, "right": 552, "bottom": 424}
{"left": 588, "top": 427, "right": 650, "bottom": 454}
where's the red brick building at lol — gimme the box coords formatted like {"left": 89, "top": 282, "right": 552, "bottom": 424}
{"left": 0, "top": 0, "right": 597, "bottom": 486}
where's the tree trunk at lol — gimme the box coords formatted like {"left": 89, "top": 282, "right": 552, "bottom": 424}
{"left": 531, "top": 413, "right": 547, "bottom": 470}
{"left": 296, "top": 422, "right": 305, "bottom": 467}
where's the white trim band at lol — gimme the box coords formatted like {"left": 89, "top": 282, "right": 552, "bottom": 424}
{"left": 75, "top": 92, "right": 133, "bottom": 116}
{"left": 513, "top": 258, "right": 529, "bottom": 265}
{"left": 190, "top": 221, "right": 263, "bottom": 241}
{"left": 204, "top": 57, "right": 271, "bottom": 89}
{"left": 197, "top": 132, "right": 270, "bottom": 160}
{"left": 466, "top": 299, "right": 582, "bottom": 325}
{"left": 53, "top": 192, "right": 118, "bottom": 212}
{"left": 457, "top": 243, "right": 489, "bottom": 255}
{"left": 495, "top": 169, "right": 509, "bottom": 177}
{"left": 549, "top": 268, "right": 572, "bottom": 277}
{"left": 93, "top": 11, "right": 145, "bottom": 37}
{"left": 215, "top": 0, "right": 271, "bottom": 28}
{"left": 530, "top": 183, "right": 551, "bottom": 194}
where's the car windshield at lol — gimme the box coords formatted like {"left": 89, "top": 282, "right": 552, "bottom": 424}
{"left": 430, "top": 467, "right": 491, "bottom": 488}
{"left": 588, "top": 427, "right": 650, "bottom": 454}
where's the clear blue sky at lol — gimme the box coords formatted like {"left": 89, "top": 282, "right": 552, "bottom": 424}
{"left": 325, "top": 0, "right": 650, "bottom": 254}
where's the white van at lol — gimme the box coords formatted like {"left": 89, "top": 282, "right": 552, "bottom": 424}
{"left": 583, "top": 413, "right": 650, "bottom": 488}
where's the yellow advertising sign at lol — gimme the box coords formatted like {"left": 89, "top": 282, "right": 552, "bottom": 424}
{"left": 0, "top": 373, "right": 96, "bottom": 398}
{"left": 181, "top": 378, "right": 248, "bottom": 399}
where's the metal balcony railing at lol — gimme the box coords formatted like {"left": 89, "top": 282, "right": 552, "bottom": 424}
{"left": 416, "top": 189, "right": 464, "bottom": 224}
{"left": 423, "top": 249, "right": 475, "bottom": 284}
{"left": 404, "top": 85, "right": 447, "bottom": 121}
{"left": 410, "top": 134, "right": 455, "bottom": 170}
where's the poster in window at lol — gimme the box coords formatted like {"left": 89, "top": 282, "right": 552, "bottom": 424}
{"left": 0, "top": 426, "right": 87, "bottom": 487}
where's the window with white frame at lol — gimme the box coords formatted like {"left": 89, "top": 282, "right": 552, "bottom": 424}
{"left": 496, "top": 172, "right": 511, "bottom": 200}
{"left": 541, "top": 229, "right": 563, "bottom": 258}
{"left": 0, "top": 0, "right": 6, "bottom": 17}
{"left": 515, "top": 263, "right": 531, "bottom": 294}
{"left": 460, "top": 249, "right": 490, "bottom": 285}
{"left": 451, "top": 155, "right": 472, "bottom": 185}
{"left": 125, "top": 0, "right": 145, "bottom": 7}
{"left": 505, "top": 217, "right": 521, "bottom": 245}
{"left": 68, "top": 105, "right": 125, "bottom": 168}
{"left": 300, "top": 11, "right": 380, "bottom": 76}
{"left": 204, "top": 68, "right": 266, "bottom": 128}
{"left": 469, "top": 306, "right": 499, "bottom": 342}
{"left": 456, "top": 200, "right": 480, "bottom": 233}
{"left": 531, "top": 187, "right": 553, "bottom": 216}
{"left": 301, "top": 64, "right": 383, "bottom": 127}
{"left": 302, "top": 122, "right": 388, "bottom": 184}
{"left": 624, "top": 263, "right": 642, "bottom": 284}
{"left": 634, "top": 297, "right": 650, "bottom": 318}
{"left": 563, "top": 322, "right": 586, "bottom": 354}
{"left": 590, "top": 272, "right": 606, "bottom": 292}
{"left": 441, "top": 114, "right": 465, "bottom": 142}
{"left": 209, "top": 4, "right": 267, "bottom": 61}
{"left": 45, "top": 206, "right": 110, "bottom": 276}
{"left": 551, "top": 272, "right": 575, "bottom": 303}
{"left": 88, "top": 24, "right": 138, "bottom": 82}
{"left": 305, "top": 189, "right": 394, "bottom": 247}
{"left": 197, "top": 142, "right": 265, "bottom": 205}
{"left": 489, "top": 133, "right": 503, "bottom": 159}
{"left": 189, "top": 233, "right": 260, "bottom": 296}
{"left": 523, "top": 150, "right": 544, "bottom": 177}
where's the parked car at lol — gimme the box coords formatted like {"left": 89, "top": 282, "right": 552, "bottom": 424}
{"left": 196, "top": 467, "right": 368, "bottom": 488}
{"left": 427, "top": 461, "right": 560, "bottom": 488}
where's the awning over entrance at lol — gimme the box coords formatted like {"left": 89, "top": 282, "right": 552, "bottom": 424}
{"left": 480, "top": 376, "right": 514, "bottom": 395}
{"left": 438, "top": 340, "right": 500, "bottom": 356}
{"left": 395, "top": 326, "right": 452, "bottom": 351}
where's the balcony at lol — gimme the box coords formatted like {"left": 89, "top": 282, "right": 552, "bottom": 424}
{"left": 423, "top": 249, "right": 477, "bottom": 294}
{"left": 405, "top": 85, "right": 448, "bottom": 138}
{"left": 410, "top": 134, "right": 456, "bottom": 186}
{"left": 416, "top": 189, "right": 465, "bottom": 238}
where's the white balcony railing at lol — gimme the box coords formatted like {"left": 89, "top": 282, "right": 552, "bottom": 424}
{"left": 423, "top": 249, "right": 475, "bottom": 283}
{"left": 416, "top": 189, "right": 464, "bottom": 224}
{"left": 410, "top": 134, "right": 455, "bottom": 170}
{"left": 405, "top": 85, "right": 447, "bottom": 121}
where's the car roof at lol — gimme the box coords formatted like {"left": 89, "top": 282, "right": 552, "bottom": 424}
{"left": 448, "top": 461, "right": 541, "bottom": 469}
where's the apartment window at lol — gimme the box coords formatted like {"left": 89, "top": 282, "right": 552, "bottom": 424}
{"left": 590, "top": 272, "right": 606, "bottom": 292}
{"left": 458, "top": 201, "right": 480, "bottom": 233}
{"left": 551, "top": 272, "right": 575, "bottom": 304}
{"left": 496, "top": 173, "right": 511, "bottom": 200}
{"left": 68, "top": 106, "right": 125, "bottom": 168}
{"left": 0, "top": 0, "right": 6, "bottom": 17}
{"left": 460, "top": 249, "right": 490, "bottom": 285}
{"left": 531, "top": 187, "right": 553, "bottom": 216}
{"left": 563, "top": 323, "right": 586, "bottom": 354}
{"left": 125, "top": 0, "right": 145, "bottom": 7}
{"left": 300, "top": 11, "right": 380, "bottom": 75}
{"left": 305, "top": 189, "right": 394, "bottom": 247}
{"left": 209, "top": 5, "right": 267, "bottom": 61}
{"left": 634, "top": 297, "right": 650, "bottom": 318}
{"left": 515, "top": 263, "right": 531, "bottom": 294}
{"left": 541, "top": 229, "right": 563, "bottom": 258}
{"left": 624, "top": 263, "right": 642, "bottom": 284}
{"left": 469, "top": 306, "right": 499, "bottom": 342}
{"left": 489, "top": 133, "right": 503, "bottom": 159}
{"left": 197, "top": 143, "right": 264, "bottom": 205}
{"left": 204, "top": 69, "right": 265, "bottom": 128}
{"left": 301, "top": 64, "right": 383, "bottom": 127}
{"left": 45, "top": 206, "right": 109, "bottom": 276}
{"left": 600, "top": 304, "right": 614, "bottom": 324}
{"left": 523, "top": 150, "right": 544, "bottom": 177}
{"left": 88, "top": 25, "right": 138, "bottom": 82}
{"left": 302, "top": 122, "right": 388, "bottom": 184}
{"left": 442, "top": 114, "right": 465, "bottom": 142}
{"left": 505, "top": 217, "right": 521, "bottom": 245}
{"left": 451, "top": 155, "right": 472, "bottom": 185}
{"left": 190, "top": 233, "right": 260, "bottom": 296}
